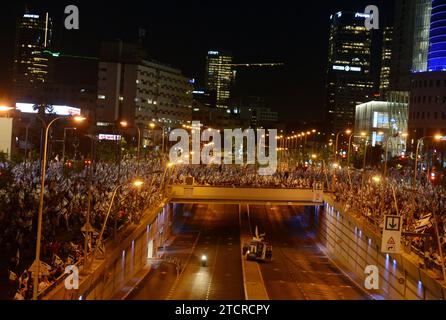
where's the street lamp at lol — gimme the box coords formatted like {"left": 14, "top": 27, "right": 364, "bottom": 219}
{"left": 347, "top": 132, "right": 367, "bottom": 168}
{"left": 159, "top": 162, "right": 175, "bottom": 194}
{"left": 32, "top": 115, "right": 86, "bottom": 300}
{"left": 413, "top": 135, "right": 443, "bottom": 189}
{"left": 383, "top": 133, "right": 408, "bottom": 178}
{"left": 119, "top": 120, "right": 141, "bottom": 175}
{"left": 334, "top": 129, "right": 352, "bottom": 164}
{"left": 371, "top": 175, "right": 399, "bottom": 216}
{"left": 150, "top": 122, "right": 166, "bottom": 154}
{"left": 89, "top": 179, "right": 144, "bottom": 268}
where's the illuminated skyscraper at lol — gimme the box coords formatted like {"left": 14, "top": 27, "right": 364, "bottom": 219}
{"left": 325, "top": 12, "right": 374, "bottom": 133}
{"left": 205, "top": 50, "right": 234, "bottom": 109}
{"left": 412, "top": 0, "right": 432, "bottom": 72}
{"left": 380, "top": 27, "right": 393, "bottom": 96}
{"left": 427, "top": 0, "right": 446, "bottom": 71}
{"left": 13, "top": 12, "right": 52, "bottom": 101}
{"left": 409, "top": 0, "right": 446, "bottom": 143}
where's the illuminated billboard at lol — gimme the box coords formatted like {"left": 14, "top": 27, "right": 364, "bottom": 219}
{"left": 98, "top": 134, "right": 122, "bottom": 141}
{"left": 15, "top": 103, "right": 81, "bottom": 116}
{"left": 332, "top": 65, "right": 361, "bottom": 72}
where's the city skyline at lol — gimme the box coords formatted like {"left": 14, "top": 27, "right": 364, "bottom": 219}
{"left": 0, "top": 0, "right": 392, "bottom": 123}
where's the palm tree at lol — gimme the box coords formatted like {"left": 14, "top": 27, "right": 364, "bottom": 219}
{"left": 32, "top": 103, "right": 55, "bottom": 117}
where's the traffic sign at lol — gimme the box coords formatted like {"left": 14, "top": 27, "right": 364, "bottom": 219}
{"left": 381, "top": 215, "right": 402, "bottom": 254}
{"left": 385, "top": 216, "right": 401, "bottom": 231}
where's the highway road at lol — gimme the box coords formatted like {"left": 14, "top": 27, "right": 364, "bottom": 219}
{"left": 129, "top": 203, "right": 244, "bottom": 300}
{"left": 248, "top": 205, "right": 370, "bottom": 300}
{"left": 128, "top": 203, "right": 369, "bottom": 300}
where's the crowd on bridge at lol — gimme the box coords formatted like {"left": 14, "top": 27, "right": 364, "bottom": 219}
{"left": 332, "top": 168, "right": 446, "bottom": 270}
{"left": 172, "top": 163, "right": 327, "bottom": 188}
{"left": 1, "top": 158, "right": 446, "bottom": 299}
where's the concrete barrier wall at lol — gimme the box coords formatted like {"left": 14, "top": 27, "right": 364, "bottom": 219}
{"left": 318, "top": 199, "right": 446, "bottom": 300}
{"left": 170, "top": 185, "right": 315, "bottom": 202}
{"left": 44, "top": 202, "right": 172, "bottom": 300}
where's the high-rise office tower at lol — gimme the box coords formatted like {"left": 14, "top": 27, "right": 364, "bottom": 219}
{"left": 379, "top": 27, "right": 394, "bottom": 96}
{"left": 13, "top": 12, "right": 52, "bottom": 101}
{"left": 427, "top": 0, "right": 446, "bottom": 71}
{"left": 412, "top": 0, "right": 432, "bottom": 72}
{"left": 205, "top": 50, "right": 234, "bottom": 109}
{"left": 409, "top": 0, "right": 446, "bottom": 142}
{"left": 389, "top": 0, "right": 417, "bottom": 91}
{"left": 325, "top": 11, "right": 374, "bottom": 133}
{"left": 382, "top": 0, "right": 431, "bottom": 89}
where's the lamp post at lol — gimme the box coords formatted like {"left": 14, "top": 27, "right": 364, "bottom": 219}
{"left": 334, "top": 129, "right": 352, "bottom": 164}
{"left": 81, "top": 132, "right": 97, "bottom": 274}
{"left": 412, "top": 135, "right": 443, "bottom": 189}
{"left": 362, "top": 140, "right": 368, "bottom": 170}
{"left": 347, "top": 132, "right": 367, "bottom": 168}
{"left": 62, "top": 127, "right": 76, "bottom": 162}
{"left": 119, "top": 121, "right": 141, "bottom": 175}
{"left": 383, "top": 133, "right": 408, "bottom": 178}
{"left": 90, "top": 179, "right": 144, "bottom": 267}
{"left": 150, "top": 122, "right": 166, "bottom": 154}
{"left": 32, "top": 115, "right": 86, "bottom": 300}
{"left": 372, "top": 175, "right": 399, "bottom": 216}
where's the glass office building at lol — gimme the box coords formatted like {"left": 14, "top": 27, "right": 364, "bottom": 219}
{"left": 428, "top": 0, "right": 446, "bottom": 71}
{"left": 205, "top": 50, "right": 234, "bottom": 109}
{"left": 355, "top": 99, "right": 409, "bottom": 156}
{"left": 13, "top": 12, "right": 52, "bottom": 101}
{"left": 380, "top": 27, "right": 393, "bottom": 95}
{"left": 412, "top": 0, "right": 432, "bottom": 72}
{"left": 325, "top": 12, "right": 374, "bottom": 134}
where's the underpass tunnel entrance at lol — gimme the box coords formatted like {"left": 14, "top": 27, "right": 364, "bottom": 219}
{"left": 152, "top": 202, "right": 373, "bottom": 300}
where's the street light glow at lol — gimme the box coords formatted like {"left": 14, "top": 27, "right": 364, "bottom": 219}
{"left": 345, "top": 129, "right": 352, "bottom": 134}
{"left": 73, "top": 116, "right": 87, "bottom": 122}
{"left": 120, "top": 120, "right": 128, "bottom": 127}
{"left": 132, "top": 179, "right": 144, "bottom": 187}
{"left": 0, "top": 106, "right": 13, "bottom": 112}
{"left": 372, "top": 176, "right": 381, "bottom": 183}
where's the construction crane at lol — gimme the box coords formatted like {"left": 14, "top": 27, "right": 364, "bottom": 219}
{"left": 224, "top": 62, "right": 284, "bottom": 68}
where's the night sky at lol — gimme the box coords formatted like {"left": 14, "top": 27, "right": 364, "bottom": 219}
{"left": 0, "top": 0, "right": 393, "bottom": 123}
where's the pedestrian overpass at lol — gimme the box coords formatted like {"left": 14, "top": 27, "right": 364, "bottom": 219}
{"left": 168, "top": 185, "right": 324, "bottom": 206}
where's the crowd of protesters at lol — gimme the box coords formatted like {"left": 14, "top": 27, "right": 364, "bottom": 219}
{"left": 332, "top": 167, "right": 446, "bottom": 270}
{"left": 1, "top": 155, "right": 167, "bottom": 299}
{"left": 1, "top": 157, "right": 445, "bottom": 299}
{"left": 172, "top": 163, "right": 327, "bottom": 188}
